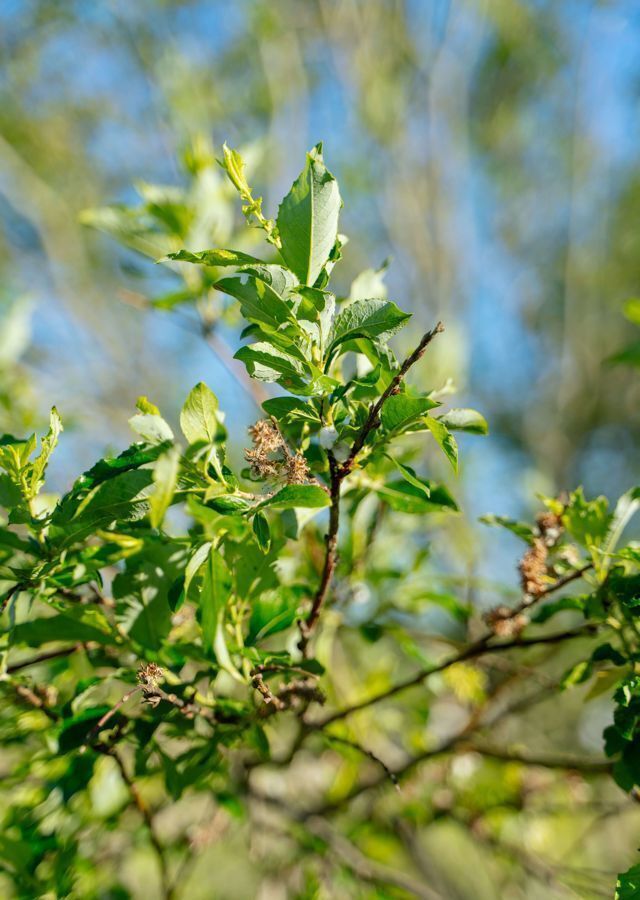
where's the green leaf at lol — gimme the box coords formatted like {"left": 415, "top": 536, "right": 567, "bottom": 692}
{"left": 607, "top": 342, "right": 640, "bottom": 367}
{"left": 387, "top": 457, "right": 431, "bottom": 498}
{"left": 380, "top": 394, "right": 439, "bottom": 433}
{"left": 424, "top": 417, "right": 458, "bottom": 472}
{"left": 180, "top": 382, "right": 223, "bottom": 445}
{"left": 136, "top": 396, "right": 160, "bottom": 415}
{"left": 129, "top": 413, "right": 174, "bottom": 444}
{"left": 254, "top": 484, "right": 330, "bottom": 512}
{"left": 215, "top": 274, "right": 296, "bottom": 331}
{"left": 377, "top": 480, "right": 458, "bottom": 514}
{"left": 28, "top": 407, "right": 62, "bottom": 498}
{"left": 10, "top": 615, "right": 113, "bottom": 647}
{"left": 234, "top": 343, "right": 308, "bottom": 384}
{"left": 149, "top": 446, "right": 180, "bottom": 528}
{"left": 439, "top": 408, "right": 488, "bottom": 435}
{"left": 247, "top": 587, "right": 299, "bottom": 644}
{"left": 623, "top": 298, "right": 640, "bottom": 326}
{"left": 479, "top": 514, "right": 536, "bottom": 544}
{"left": 198, "top": 547, "right": 243, "bottom": 682}
{"left": 165, "top": 248, "right": 263, "bottom": 267}
{"left": 616, "top": 863, "right": 640, "bottom": 900}
{"left": 252, "top": 512, "right": 271, "bottom": 553}
{"left": 563, "top": 488, "right": 611, "bottom": 551}
{"left": 327, "top": 299, "right": 410, "bottom": 360}
{"left": 261, "top": 396, "right": 320, "bottom": 424}
{"left": 277, "top": 143, "right": 341, "bottom": 286}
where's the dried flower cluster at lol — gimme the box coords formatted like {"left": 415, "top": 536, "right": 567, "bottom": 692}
{"left": 518, "top": 510, "right": 564, "bottom": 599}
{"left": 137, "top": 662, "right": 164, "bottom": 687}
{"left": 484, "top": 604, "right": 528, "bottom": 638}
{"left": 244, "top": 418, "right": 311, "bottom": 484}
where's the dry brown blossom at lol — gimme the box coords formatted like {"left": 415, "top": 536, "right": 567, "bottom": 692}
{"left": 484, "top": 605, "right": 528, "bottom": 638}
{"left": 518, "top": 537, "right": 548, "bottom": 598}
{"left": 137, "top": 662, "right": 164, "bottom": 687}
{"left": 244, "top": 417, "right": 311, "bottom": 484}
{"left": 284, "top": 452, "right": 310, "bottom": 484}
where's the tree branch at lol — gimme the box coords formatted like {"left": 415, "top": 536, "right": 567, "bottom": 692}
{"left": 314, "top": 623, "right": 598, "bottom": 728}
{"left": 299, "top": 324, "right": 445, "bottom": 654}
{"left": 339, "top": 321, "right": 445, "bottom": 478}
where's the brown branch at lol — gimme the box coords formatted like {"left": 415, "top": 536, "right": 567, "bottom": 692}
{"left": 324, "top": 733, "right": 399, "bottom": 789}
{"left": 338, "top": 321, "right": 445, "bottom": 478}
{"left": 298, "top": 451, "right": 342, "bottom": 655}
{"left": 464, "top": 741, "right": 612, "bottom": 774}
{"left": 314, "top": 623, "right": 598, "bottom": 729}
{"left": 299, "top": 324, "right": 445, "bottom": 654}
{"left": 7, "top": 643, "right": 87, "bottom": 674}
{"left": 81, "top": 685, "right": 142, "bottom": 750}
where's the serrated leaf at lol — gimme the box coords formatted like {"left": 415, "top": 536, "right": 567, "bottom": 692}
{"left": 261, "top": 397, "right": 320, "bottom": 423}
{"left": 424, "top": 417, "right": 458, "bottom": 472}
{"left": 380, "top": 394, "right": 439, "bottom": 433}
{"left": 180, "top": 382, "right": 223, "bottom": 445}
{"left": 199, "top": 547, "right": 243, "bottom": 682}
{"left": 328, "top": 299, "right": 410, "bottom": 361}
{"left": 387, "top": 457, "right": 431, "bottom": 498}
{"left": 439, "top": 408, "right": 488, "bottom": 435}
{"left": 149, "top": 446, "right": 180, "bottom": 528}
{"left": 479, "top": 514, "right": 536, "bottom": 544}
{"left": 28, "top": 407, "right": 62, "bottom": 498}
{"left": 129, "top": 413, "right": 174, "bottom": 444}
{"left": 277, "top": 143, "right": 341, "bottom": 286}
{"left": 252, "top": 512, "right": 271, "bottom": 553}
{"left": 165, "top": 248, "right": 263, "bottom": 267}
{"left": 377, "top": 480, "right": 458, "bottom": 514}
{"left": 253, "top": 484, "right": 330, "bottom": 512}
{"left": 215, "top": 274, "right": 296, "bottom": 331}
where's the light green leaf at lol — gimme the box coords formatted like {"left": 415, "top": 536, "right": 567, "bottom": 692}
{"left": 165, "top": 248, "right": 263, "bottom": 267}
{"left": 28, "top": 407, "right": 62, "bottom": 498}
{"left": 424, "top": 417, "right": 458, "bottom": 472}
{"left": 136, "top": 396, "right": 160, "bottom": 415}
{"left": 149, "top": 446, "right": 180, "bottom": 528}
{"left": 276, "top": 143, "right": 342, "bottom": 286}
{"left": 180, "top": 382, "right": 223, "bottom": 445}
{"left": 129, "top": 413, "right": 174, "bottom": 444}
{"left": 387, "top": 457, "right": 431, "bottom": 498}
{"left": 623, "top": 298, "right": 640, "bottom": 326}
{"left": 254, "top": 484, "right": 330, "bottom": 511}
{"left": 377, "top": 480, "right": 458, "bottom": 515}
{"left": 439, "top": 408, "right": 488, "bottom": 435}
{"left": 261, "top": 396, "right": 320, "bottom": 423}
{"left": 199, "top": 546, "right": 243, "bottom": 682}
{"left": 479, "top": 514, "right": 535, "bottom": 544}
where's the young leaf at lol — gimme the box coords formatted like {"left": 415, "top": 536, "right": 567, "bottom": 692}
{"left": 28, "top": 407, "right": 62, "bottom": 498}
{"left": 387, "top": 457, "right": 431, "bottom": 498}
{"left": 327, "top": 299, "right": 410, "bottom": 361}
{"left": 252, "top": 512, "right": 271, "bottom": 553}
{"left": 165, "top": 248, "right": 263, "bottom": 267}
{"left": 439, "top": 408, "right": 488, "bottom": 435}
{"left": 276, "top": 143, "right": 341, "bottom": 286}
{"left": 479, "top": 514, "right": 536, "bottom": 544}
{"left": 180, "top": 383, "right": 223, "bottom": 445}
{"left": 253, "top": 484, "right": 330, "bottom": 512}
{"left": 424, "top": 417, "right": 458, "bottom": 472}
{"left": 129, "top": 413, "right": 174, "bottom": 444}
{"left": 380, "top": 394, "right": 439, "bottom": 433}
{"left": 149, "top": 446, "right": 180, "bottom": 528}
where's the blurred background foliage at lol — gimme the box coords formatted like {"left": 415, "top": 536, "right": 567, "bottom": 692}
{"left": 1, "top": 1, "right": 640, "bottom": 897}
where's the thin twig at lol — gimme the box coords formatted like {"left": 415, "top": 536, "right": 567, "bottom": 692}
{"left": 339, "top": 322, "right": 445, "bottom": 477}
{"left": 103, "top": 746, "right": 174, "bottom": 900}
{"left": 314, "top": 623, "right": 598, "bottom": 728}
{"left": 299, "top": 324, "right": 445, "bottom": 653}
